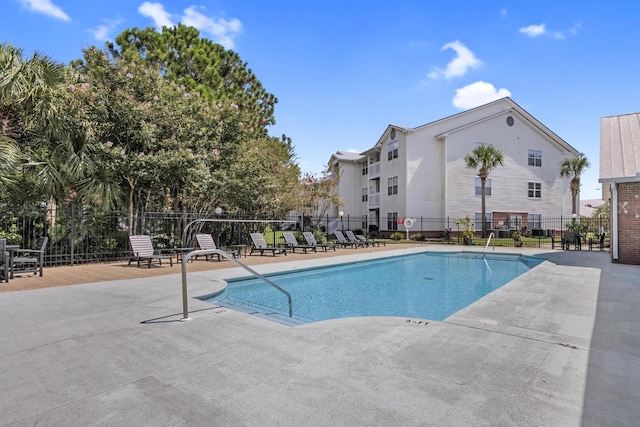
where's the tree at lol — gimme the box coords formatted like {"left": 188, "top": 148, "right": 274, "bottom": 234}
{"left": 297, "top": 168, "right": 343, "bottom": 230}
{"left": 0, "top": 43, "right": 67, "bottom": 199}
{"left": 107, "top": 24, "right": 277, "bottom": 137}
{"left": 464, "top": 145, "right": 504, "bottom": 238}
{"left": 559, "top": 154, "right": 590, "bottom": 216}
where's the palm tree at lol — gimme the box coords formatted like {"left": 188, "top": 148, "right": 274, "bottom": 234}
{"left": 0, "top": 43, "right": 67, "bottom": 198}
{"left": 464, "top": 145, "right": 505, "bottom": 238}
{"left": 559, "top": 154, "right": 590, "bottom": 216}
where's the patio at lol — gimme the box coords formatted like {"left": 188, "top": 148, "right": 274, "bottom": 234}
{"left": 0, "top": 245, "right": 637, "bottom": 425}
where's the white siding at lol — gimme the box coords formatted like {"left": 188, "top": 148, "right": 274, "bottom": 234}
{"left": 330, "top": 98, "right": 579, "bottom": 226}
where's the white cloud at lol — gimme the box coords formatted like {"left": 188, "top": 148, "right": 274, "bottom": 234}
{"left": 89, "top": 19, "right": 124, "bottom": 42}
{"left": 452, "top": 81, "right": 511, "bottom": 110}
{"left": 19, "top": 0, "right": 70, "bottom": 21}
{"left": 500, "top": 8, "right": 507, "bottom": 18}
{"left": 138, "top": 3, "right": 242, "bottom": 49}
{"left": 519, "top": 22, "right": 580, "bottom": 40}
{"left": 428, "top": 40, "right": 481, "bottom": 80}
{"left": 182, "top": 6, "right": 241, "bottom": 49}
{"left": 139, "top": 2, "right": 174, "bottom": 28}
{"left": 519, "top": 24, "right": 546, "bottom": 37}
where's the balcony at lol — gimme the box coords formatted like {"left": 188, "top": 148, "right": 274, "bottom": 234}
{"left": 368, "top": 192, "right": 380, "bottom": 208}
{"left": 368, "top": 162, "right": 380, "bottom": 178}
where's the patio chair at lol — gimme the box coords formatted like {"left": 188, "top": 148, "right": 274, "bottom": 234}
{"left": 282, "top": 232, "right": 316, "bottom": 254}
{"left": 128, "top": 235, "right": 173, "bottom": 268}
{"left": 11, "top": 236, "right": 48, "bottom": 277}
{"left": 195, "top": 234, "right": 237, "bottom": 260}
{"left": 302, "top": 232, "right": 336, "bottom": 252}
{"left": 334, "top": 230, "right": 363, "bottom": 248}
{"left": 0, "top": 238, "right": 8, "bottom": 283}
{"left": 561, "top": 232, "right": 581, "bottom": 250}
{"left": 356, "top": 234, "right": 385, "bottom": 247}
{"left": 345, "top": 230, "right": 376, "bottom": 248}
{"left": 249, "top": 233, "right": 287, "bottom": 256}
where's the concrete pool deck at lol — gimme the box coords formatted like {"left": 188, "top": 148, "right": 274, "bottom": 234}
{"left": 0, "top": 245, "right": 638, "bottom": 425}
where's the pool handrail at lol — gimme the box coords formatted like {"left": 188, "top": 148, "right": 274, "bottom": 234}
{"left": 484, "top": 232, "right": 495, "bottom": 257}
{"left": 180, "top": 249, "right": 292, "bottom": 321}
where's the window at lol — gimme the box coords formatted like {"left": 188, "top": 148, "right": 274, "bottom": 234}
{"left": 528, "top": 182, "right": 542, "bottom": 198}
{"left": 387, "top": 176, "right": 398, "bottom": 195}
{"left": 474, "top": 213, "right": 492, "bottom": 232}
{"left": 361, "top": 188, "right": 368, "bottom": 202}
{"left": 528, "top": 149, "right": 542, "bottom": 167}
{"left": 527, "top": 213, "right": 542, "bottom": 230}
{"left": 387, "top": 141, "right": 398, "bottom": 160}
{"left": 475, "top": 178, "right": 492, "bottom": 196}
{"left": 362, "top": 163, "right": 368, "bottom": 175}
{"left": 388, "top": 212, "right": 398, "bottom": 231}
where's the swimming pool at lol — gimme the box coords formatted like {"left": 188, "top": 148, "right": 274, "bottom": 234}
{"left": 204, "top": 252, "right": 543, "bottom": 325}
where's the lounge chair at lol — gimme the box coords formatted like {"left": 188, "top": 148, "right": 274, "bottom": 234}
{"left": 128, "top": 235, "right": 173, "bottom": 268}
{"left": 356, "top": 234, "right": 385, "bottom": 247}
{"left": 195, "top": 234, "right": 238, "bottom": 260}
{"left": 0, "top": 238, "right": 8, "bottom": 283}
{"left": 345, "top": 230, "right": 374, "bottom": 247}
{"left": 249, "top": 233, "right": 287, "bottom": 256}
{"left": 302, "top": 232, "right": 336, "bottom": 252}
{"left": 282, "top": 232, "right": 316, "bottom": 254}
{"left": 334, "top": 230, "right": 363, "bottom": 248}
{"left": 11, "top": 236, "right": 48, "bottom": 277}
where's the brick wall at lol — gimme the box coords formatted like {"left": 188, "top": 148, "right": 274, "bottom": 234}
{"left": 616, "top": 182, "right": 640, "bottom": 265}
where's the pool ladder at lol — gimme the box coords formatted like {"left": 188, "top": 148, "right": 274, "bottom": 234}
{"left": 484, "top": 232, "right": 495, "bottom": 257}
{"left": 180, "top": 249, "right": 292, "bottom": 321}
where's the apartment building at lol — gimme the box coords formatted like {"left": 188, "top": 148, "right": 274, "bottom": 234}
{"left": 329, "top": 97, "right": 580, "bottom": 234}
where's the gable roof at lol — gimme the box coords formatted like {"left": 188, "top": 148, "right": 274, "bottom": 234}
{"left": 599, "top": 112, "right": 640, "bottom": 183}
{"left": 329, "top": 150, "right": 363, "bottom": 164}
{"left": 371, "top": 97, "right": 579, "bottom": 155}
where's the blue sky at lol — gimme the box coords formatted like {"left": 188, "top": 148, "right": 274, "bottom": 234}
{"left": 2, "top": 1, "right": 639, "bottom": 201}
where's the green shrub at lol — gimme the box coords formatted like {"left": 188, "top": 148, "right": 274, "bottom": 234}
{"left": 410, "top": 233, "right": 425, "bottom": 241}
{"left": 390, "top": 232, "right": 404, "bottom": 241}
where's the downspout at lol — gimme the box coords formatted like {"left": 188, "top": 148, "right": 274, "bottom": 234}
{"left": 440, "top": 135, "right": 448, "bottom": 218}
{"left": 611, "top": 183, "right": 619, "bottom": 261}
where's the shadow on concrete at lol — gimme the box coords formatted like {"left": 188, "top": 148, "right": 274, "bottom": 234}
{"left": 534, "top": 250, "right": 639, "bottom": 426}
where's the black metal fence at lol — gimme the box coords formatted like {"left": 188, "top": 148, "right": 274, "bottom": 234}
{"left": 0, "top": 205, "right": 609, "bottom": 267}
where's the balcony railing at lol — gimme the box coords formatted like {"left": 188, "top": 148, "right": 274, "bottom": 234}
{"left": 368, "top": 162, "right": 380, "bottom": 178}
{"left": 368, "top": 192, "right": 380, "bottom": 208}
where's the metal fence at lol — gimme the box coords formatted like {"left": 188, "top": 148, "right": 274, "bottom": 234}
{"left": 0, "top": 205, "right": 609, "bottom": 267}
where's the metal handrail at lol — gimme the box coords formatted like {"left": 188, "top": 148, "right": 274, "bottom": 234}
{"left": 484, "top": 232, "right": 495, "bottom": 256}
{"left": 180, "top": 249, "right": 292, "bottom": 321}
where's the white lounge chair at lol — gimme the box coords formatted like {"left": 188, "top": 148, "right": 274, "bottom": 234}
{"left": 249, "top": 233, "right": 287, "bottom": 256}
{"left": 195, "top": 234, "right": 237, "bottom": 260}
{"left": 128, "top": 235, "right": 173, "bottom": 268}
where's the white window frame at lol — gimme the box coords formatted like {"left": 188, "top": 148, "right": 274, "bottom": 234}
{"left": 528, "top": 182, "right": 542, "bottom": 198}
{"left": 528, "top": 149, "right": 542, "bottom": 167}
{"left": 361, "top": 188, "right": 368, "bottom": 202}
{"left": 475, "top": 177, "right": 492, "bottom": 196}
{"left": 387, "top": 141, "right": 398, "bottom": 160}
{"left": 474, "top": 212, "right": 492, "bottom": 232}
{"left": 387, "top": 176, "right": 398, "bottom": 195}
{"left": 388, "top": 212, "right": 398, "bottom": 231}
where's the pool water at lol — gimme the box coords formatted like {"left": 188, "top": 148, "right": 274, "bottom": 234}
{"left": 204, "top": 252, "right": 543, "bottom": 325}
